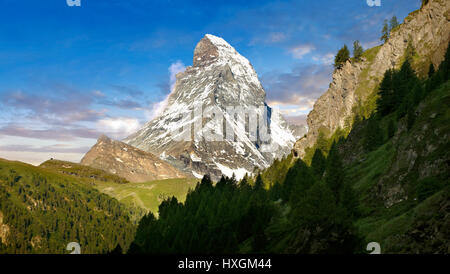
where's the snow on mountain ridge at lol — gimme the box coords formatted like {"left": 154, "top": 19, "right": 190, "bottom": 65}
{"left": 124, "top": 34, "right": 297, "bottom": 180}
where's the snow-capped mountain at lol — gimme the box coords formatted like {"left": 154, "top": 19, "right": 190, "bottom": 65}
{"left": 124, "top": 34, "right": 301, "bottom": 180}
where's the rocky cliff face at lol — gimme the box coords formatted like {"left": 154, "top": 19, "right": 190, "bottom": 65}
{"left": 294, "top": 0, "right": 450, "bottom": 158}
{"left": 80, "top": 135, "right": 187, "bottom": 182}
{"left": 124, "top": 34, "right": 299, "bottom": 180}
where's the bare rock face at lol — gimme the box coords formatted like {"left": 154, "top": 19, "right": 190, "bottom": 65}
{"left": 124, "top": 34, "right": 299, "bottom": 180}
{"left": 294, "top": 0, "right": 450, "bottom": 158}
{"left": 193, "top": 36, "right": 220, "bottom": 67}
{"left": 80, "top": 135, "right": 187, "bottom": 182}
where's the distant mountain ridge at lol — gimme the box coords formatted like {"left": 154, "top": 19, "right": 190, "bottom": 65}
{"left": 40, "top": 159, "right": 130, "bottom": 184}
{"left": 80, "top": 135, "right": 188, "bottom": 182}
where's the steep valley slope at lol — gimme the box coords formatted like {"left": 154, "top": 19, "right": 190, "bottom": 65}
{"left": 0, "top": 158, "right": 137, "bottom": 254}
{"left": 294, "top": 0, "right": 450, "bottom": 159}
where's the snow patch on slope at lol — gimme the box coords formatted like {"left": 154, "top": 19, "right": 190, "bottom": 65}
{"left": 214, "top": 162, "right": 250, "bottom": 181}
{"left": 192, "top": 170, "right": 204, "bottom": 179}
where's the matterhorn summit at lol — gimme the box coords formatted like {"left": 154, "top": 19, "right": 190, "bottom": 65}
{"left": 124, "top": 34, "right": 301, "bottom": 180}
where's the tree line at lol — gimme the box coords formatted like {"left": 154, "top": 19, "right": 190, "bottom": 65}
{"left": 0, "top": 161, "right": 136, "bottom": 254}
{"left": 129, "top": 138, "right": 361, "bottom": 253}
{"left": 333, "top": 15, "right": 399, "bottom": 69}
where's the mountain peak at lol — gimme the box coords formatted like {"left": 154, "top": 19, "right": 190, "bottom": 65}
{"left": 204, "top": 34, "right": 232, "bottom": 48}
{"left": 125, "top": 34, "right": 298, "bottom": 180}
{"left": 193, "top": 34, "right": 231, "bottom": 67}
{"left": 97, "top": 134, "right": 111, "bottom": 142}
{"left": 192, "top": 34, "right": 262, "bottom": 91}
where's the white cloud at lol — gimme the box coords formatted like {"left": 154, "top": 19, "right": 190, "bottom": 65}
{"left": 248, "top": 32, "right": 287, "bottom": 46}
{"left": 145, "top": 96, "right": 170, "bottom": 121}
{"left": 312, "top": 53, "right": 335, "bottom": 65}
{"left": 290, "top": 44, "right": 315, "bottom": 59}
{"left": 92, "top": 90, "right": 105, "bottom": 97}
{"left": 269, "top": 32, "right": 286, "bottom": 43}
{"left": 145, "top": 61, "right": 186, "bottom": 121}
{"left": 96, "top": 117, "right": 141, "bottom": 139}
{"left": 169, "top": 61, "right": 186, "bottom": 92}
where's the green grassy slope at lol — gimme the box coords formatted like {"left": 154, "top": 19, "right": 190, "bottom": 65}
{"left": 254, "top": 78, "right": 449, "bottom": 254}
{"left": 0, "top": 158, "right": 136, "bottom": 254}
{"left": 39, "top": 160, "right": 198, "bottom": 215}
{"left": 40, "top": 159, "right": 130, "bottom": 184}
{"left": 95, "top": 178, "right": 198, "bottom": 214}
{"left": 346, "top": 80, "right": 450, "bottom": 253}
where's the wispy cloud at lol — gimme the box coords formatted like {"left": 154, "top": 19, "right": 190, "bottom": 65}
{"left": 289, "top": 44, "right": 315, "bottom": 59}
{"left": 110, "top": 84, "right": 144, "bottom": 97}
{"left": 0, "top": 144, "right": 90, "bottom": 154}
{"left": 312, "top": 53, "right": 335, "bottom": 65}
{"left": 0, "top": 124, "right": 100, "bottom": 141}
{"left": 146, "top": 61, "right": 186, "bottom": 121}
{"left": 96, "top": 117, "right": 141, "bottom": 140}
{"left": 1, "top": 88, "right": 105, "bottom": 125}
{"left": 96, "top": 98, "right": 143, "bottom": 110}
{"left": 249, "top": 32, "right": 287, "bottom": 45}
{"left": 284, "top": 114, "right": 308, "bottom": 126}
{"left": 262, "top": 63, "right": 332, "bottom": 114}
{"left": 169, "top": 61, "right": 186, "bottom": 92}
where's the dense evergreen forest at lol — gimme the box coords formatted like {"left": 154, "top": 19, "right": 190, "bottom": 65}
{"left": 0, "top": 159, "right": 136, "bottom": 254}
{"left": 129, "top": 43, "right": 450, "bottom": 254}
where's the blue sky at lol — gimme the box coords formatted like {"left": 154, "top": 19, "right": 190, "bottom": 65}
{"left": 0, "top": 0, "right": 421, "bottom": 164}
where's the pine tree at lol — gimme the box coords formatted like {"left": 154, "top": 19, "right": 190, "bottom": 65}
{"left": 438, "top": 41, "right": 450, "bottom": 81}
{"left": 334, "top": 45, "right": 350, "bottom": 69}
{"left": 240, "top": 175, "right": 252, "bottom": 191}
{"left": 396, "top": 60, "right": 419, "bottom": 118}
{"left": 291, "top": 181, "right": 360, "bottom": 254}
{"left": 376, "top": 69, "right": 394, "bottom": 115}
{"left": 363, "top": 116, "right": 384, "bottom": 151}
{"left": 428, "top": 63, "right": 435, "bottom": 78}
{"left": 412, "top": 84, "right": 424, "bottom": 106}
{"left": 387, "top": 119, "right": 396, "bottom": 139}
{"left": 216, "top": 175, "right": 228, "bottom": 189}
{"left": 199, "top": 174, "right": 213, "bottom": 190}
{"left": 316, "top": 131, "right": 329, "bottom": 153}
{"left": 311, "top": 149, "right": 326, "bottom": 179}
{"left": 380, "top": 19, "right": 389, "bottom": 43}
{"left": 353, "top": 40, "right": 364, "bottom": 60}
{"left": 339, "top": 183, "right": 359, "bottom": 219}
{"left": 252, "top": 231, "right": 268, "bottom": 253}
{"left": 294, "top": 182, "right": 337, "bottom": 228}
{"left": 405, "top": 40, "right": 416, "bottom": 64}
{"left": 254, "top": 174, "right": 264, "bottom": 191}
{"left": 389, "top": 16, "right": 399, "bottom": 31}
{"left": 407, "top": 107, "right": 416, "bottom": 130}
{"left": 109, "top": 244, "right": 123, "bottom": 254}
{"left": 283, "top": 160, "right": 316, "bottom": 204}
{"left": 324, "top": 142, "right": 345, "bottom": 200}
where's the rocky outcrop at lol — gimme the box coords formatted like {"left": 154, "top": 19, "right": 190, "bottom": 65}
{"left": 81, "top": 135, "right": 188, "bottom": 182}
{"left": 294, "top": 0, "right": 450, "bottom": 158}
